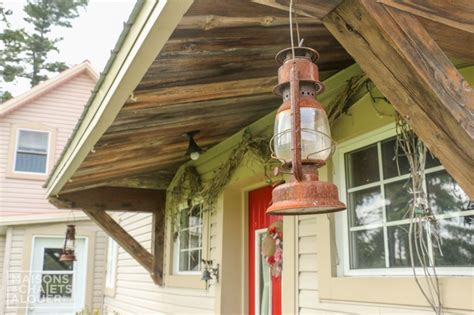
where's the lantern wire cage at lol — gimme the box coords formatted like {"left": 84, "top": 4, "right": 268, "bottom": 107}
{"left": 269, "top": 128, "right": 337, "bottom": 172}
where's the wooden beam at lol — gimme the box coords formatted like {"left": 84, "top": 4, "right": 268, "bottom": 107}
{"left": 151, "top": 208, "right": 165, "bottom": 285}
{"left": 379, "top": 0, "right": 474, "bottom": 62}
{"left": 49, "top": 187, "right": 165, "bottom": 212}
{"left": 323, "top": 0, "right": 474, "bottom": 197}
{"left": 178, "top": 15, "right": 318, "bottom": 30}
{"left": 82, "top": 209, "right": 153, "bottom": 273}
{"left": 379, "top": 0, "right": 474, "bottom": 34}
{"left": 251, "top": 0, "right": 344, "bottom": 19}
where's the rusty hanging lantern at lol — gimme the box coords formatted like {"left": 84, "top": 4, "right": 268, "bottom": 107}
{"left": 59, "top": 224, "right": 76, "bottom": 262}
{"left": 266, "top": 47, "right": 346, "bottom": 215}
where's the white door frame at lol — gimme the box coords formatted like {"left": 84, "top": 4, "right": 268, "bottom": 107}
{"left": 254, "top": 228, "right": 272, "bottom": 315}
{"left": 26, "top": 235, "right": 89, "bottom": 314}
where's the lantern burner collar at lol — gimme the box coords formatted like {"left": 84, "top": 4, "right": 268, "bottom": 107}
{"left": 275, "top": 47, "right": 320, "bottom": 64}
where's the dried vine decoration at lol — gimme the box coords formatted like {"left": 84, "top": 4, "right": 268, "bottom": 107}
{"left": 199, "top": 128, "right": 274, "bottom": 210}
{"left": 166, "top": 129, "right": 274, "bottom": 232}
{"left": 326, "top": 74, "right": 369, "bottom": 125}
{"left": 166, "top": 164, "right": 203, "bottom": 230}
{"left": 395, "top": 114, "right": 443, "bottom": 315}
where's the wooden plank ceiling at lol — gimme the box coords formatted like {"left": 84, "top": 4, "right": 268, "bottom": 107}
{"left": 61, "top": 0, "right": 353, "bottom": 193}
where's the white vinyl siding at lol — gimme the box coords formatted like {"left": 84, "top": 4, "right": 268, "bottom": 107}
{"left": 0, "top": 223, "right": 107, "bottom": 315}
{"left": 103, "top": 212, "right": 215, "bottom": 315}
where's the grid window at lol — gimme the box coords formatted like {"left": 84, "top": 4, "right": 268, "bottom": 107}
{"left": 175, "top": 206, "right": 203, "bottom": 273}
{"left": 14, "top": 129, "right": 49, "bottom": 174}
{"left": 344, "top": 137, "right": 473, "bottom": 270}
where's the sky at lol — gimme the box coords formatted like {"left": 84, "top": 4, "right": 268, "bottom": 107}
{"left": 2, "top": 0, "right": 136, "bottom": 96}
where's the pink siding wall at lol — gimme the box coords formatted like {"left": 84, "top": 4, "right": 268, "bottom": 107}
{"left": 0, "top": 73, "right": 95, "bottom": 216}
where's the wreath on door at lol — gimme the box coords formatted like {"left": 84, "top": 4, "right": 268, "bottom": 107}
{"left": 261, "top": 220, "right": 283, "bottom": 278}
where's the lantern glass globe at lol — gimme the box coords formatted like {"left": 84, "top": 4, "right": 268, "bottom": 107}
{"left": 274, "top": 107, "right": 331, "bottom": 163}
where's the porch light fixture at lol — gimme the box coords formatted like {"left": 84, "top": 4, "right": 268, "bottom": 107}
{"left": 201, "top": 259, "right": 219, "bottom": 289}
{"left": 184, "top": 130, "right": 204, "bottom": 161}
{"left": 266, "top": 47, "right": 346, "bottom": 215}
{"left": 59, "top": 224, "right": 76, "bottom": 262}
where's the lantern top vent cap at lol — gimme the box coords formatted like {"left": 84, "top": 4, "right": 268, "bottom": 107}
{"left": 275, "top": 47, "right": 320, "bottom": 64}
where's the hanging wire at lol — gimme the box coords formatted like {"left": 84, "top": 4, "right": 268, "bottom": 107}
{"left": 289, "top": 0, "right": 296, "bottom": 59}
{"left": 289, "top": 0, "right": 303, "bottom": 59}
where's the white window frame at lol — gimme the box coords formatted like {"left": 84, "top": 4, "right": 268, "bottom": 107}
{"left": 173, "top": 206, "right": 203, "bottom": 275}
{"left": 13, "top": 128, "right": 51, "bottom": 175}
{"left": 105, "top": 237, "right": 118, "bottom": 289}
{"left": 334, "top": 124, "right": 474, "bottom": 277}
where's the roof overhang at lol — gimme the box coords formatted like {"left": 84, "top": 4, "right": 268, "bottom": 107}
{"left": 46, "top": 0, "right": 193, "bottom": 197}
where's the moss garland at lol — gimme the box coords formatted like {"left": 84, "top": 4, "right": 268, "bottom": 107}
{"left": 166, "top": 128, "right": 273, "bottom": 229}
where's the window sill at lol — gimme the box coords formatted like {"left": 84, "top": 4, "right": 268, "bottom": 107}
{"left": 165, "top": 274, "right": 206, "bottom": 289}
{"left": 6, "top": 172, "right": 48, "bottom": 181}
{"left": 320, "top": 275, "right": 473, "bottom": 310}
{"left": 317, "top": 215, "right": 474, "bottom": 311}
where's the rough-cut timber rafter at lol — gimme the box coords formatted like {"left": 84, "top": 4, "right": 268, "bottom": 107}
{"left": 151, "top": 208, "right": 165, "bottom": 285}
{"left": 49, "top": 187, "right": 165, "bottom": 211}
{"left": 322, "top": 0, "right": 474, "bottom": 197}
{"left": 50, "top": 187, "right": 166, "bottom": 285}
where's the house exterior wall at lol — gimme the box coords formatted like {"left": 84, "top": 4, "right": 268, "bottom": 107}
{"left": 0, "top": 221, "right": 107, "bottom": 314}
{"left": 101, "top": 65, "right": 473, "bottom": 314}
{"left": 0, "top": 68, "right": 109, "bottom": 314}
{"left": 103, "top": 212, "right": 215, "bottom": 314}
{"left": 0, "top": 235, "right": 5, "bottom": 286}
{"left": 0, "top": 72, "right": 95, "bottom": 217}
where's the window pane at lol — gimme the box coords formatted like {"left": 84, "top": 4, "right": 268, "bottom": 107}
{"left": 15, "top": 152, "right": 47, "bottom": 173}
{"left": 189, "top": 206, "right": 202, "bottom": 227}
{"left": 434, "top": 216, "right": 474, "bottom": 267}
{"left": 18, "top": 130, "right": 48, "bottom": 153}
{"left": 427, "top": 170, "right": 471, "bottom": 215}
{"left": 381, "top": 138, "right": 410, "bottom": 179}
{"left": 43, "top": 248, "right": 73, "bottom": 271}
{"left": 345, "top": 144, "right": 379, "bottom": 188}
{"left": 179, "top": 209, "right": 189, "bottom": 229}
{"left": 179, "top": 230, "right": 189, "bottom": 250}
{"left": 385, "top": 179, "right": 412, "bottom": 221}
{"left": 388, "top": 225, "right": 412, "bottom": 267}
{"left": 348, "top": 187, "right": 383, "bottom": 227}
{"left": 189, "top": 227, "right": 201, "bottom": 249}
{"left": 425, "top": 152, "right": 441, "bottom": 169}
{"left": 40, "top": 274, "right": 73, "bottom": 299}
{"left": 189, "top": 250, "right": 201, "bottom": 272}
{"left": 179, "top": 251, "right": 189, "bottom": 271}
{"left": 350, "top": 228, "right": 385, "bottom": 269}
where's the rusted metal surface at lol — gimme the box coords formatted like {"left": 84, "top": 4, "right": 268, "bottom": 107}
{"left": 273, "top": 48, "right": 325, "bottom": 96}
{"left": 267, "top": 166, "right": 346, "bottom": 215}
{"left": 60, "top": 224, "right": 77, "bottom": 262}
{"left": 267, "top": 46, "right": 346, "bottom": 216}
{"left": 290, "top": 65, "right": 303, "bottom": 181}
{"left": 276, "top": 95, "right": 325, "bottom": 113}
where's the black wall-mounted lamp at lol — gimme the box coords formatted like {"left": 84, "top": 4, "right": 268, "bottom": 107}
{"left": 184, "top": 130, "right": 205, "bottom": 161}
{"left": 201, "top": 259, "right": 219, "bottom": 289}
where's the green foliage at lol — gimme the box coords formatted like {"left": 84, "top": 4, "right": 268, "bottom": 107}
{"left": 0, "top": 0, "right": 88, "bottom": 98}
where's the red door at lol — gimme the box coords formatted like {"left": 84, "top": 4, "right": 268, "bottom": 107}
{"left": 249, "top": 186, "right": 282, "bottom": 315}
